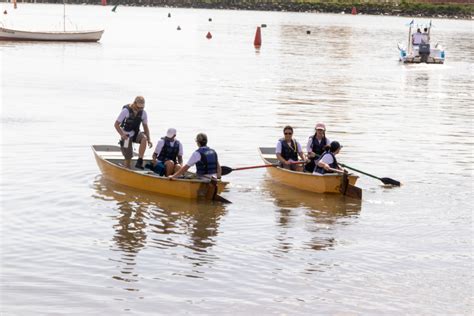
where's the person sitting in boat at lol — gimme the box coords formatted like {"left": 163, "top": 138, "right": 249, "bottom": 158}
{"left": 169, "top": 133, "right": 222, "bottom": 180}
{"left": 313, "top": 141, "right": 345, "bottom": 175}
{"left": 276, "top": 125, "right": 305, "bottom": 172}
{"left": 304, "top": 122, "right": 330, "bottom": 173}
{"left": 412, "top": 28, "right": 423, "bottom": 46}
{"left": 421, "top": 27, "right": 430, "bottom": 44}
{"left": 151, "top": 128, "right": 183, "bottom": 176}
{"left": 114, "top": 96, "right": 153, "bottom": 169}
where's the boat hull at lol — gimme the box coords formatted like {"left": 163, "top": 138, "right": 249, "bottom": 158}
{"left": 0, "top": 27, "right": 104, "bottom": 42}
{"left": 259, "top": 147, "right": 358, "bottom": 194}
{"left": 93, "top": 145, "right": 228, "bottom": 200}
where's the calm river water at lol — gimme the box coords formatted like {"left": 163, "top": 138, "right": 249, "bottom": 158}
{"left": 1, "top": 3, "right": 473, "bottom": 315}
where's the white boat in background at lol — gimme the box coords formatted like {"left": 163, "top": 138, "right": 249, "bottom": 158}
{"left": 398, "top": 20, "right": 445, "bottom": 64}
{"left": 0, "top": 26, "right": 104, "bottom": 42}
{"left": 0, "top": 2, "right": 104, "bottom": 42}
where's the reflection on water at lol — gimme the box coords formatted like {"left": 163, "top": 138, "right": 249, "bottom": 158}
{"left": 262, "top": 175, "right": 361, "bottom": 253}
{"left": 91, "top": 176, "right": 227, "bottom": 284}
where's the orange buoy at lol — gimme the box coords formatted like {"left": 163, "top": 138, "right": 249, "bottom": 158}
{"left": 206, "top": 32, "right": 212, "bottom": 39}
{"left": 101, "top": 0, "right": 107, "bottom": 6}
{"left": 253, "top": 26, "right": 262, "bottom": 48}
{"left": 351, "top": 7, "right": 357, "bottom": 15}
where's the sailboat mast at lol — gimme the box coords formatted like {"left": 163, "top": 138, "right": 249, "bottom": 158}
{"left": 63, "top": 1, "right": 66, "bottom": 32}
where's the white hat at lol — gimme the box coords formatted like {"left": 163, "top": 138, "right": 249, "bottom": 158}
{"left": 166, "top": 128, "right": 176, "bottom": 138}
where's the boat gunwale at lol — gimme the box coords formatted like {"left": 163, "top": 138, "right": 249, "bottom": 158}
{"left": 92, "top": 145, "right": 229, "bottom": 185}
{"left": 0, "top": 26, "right": 104, "bottom": 36}
{"left": 258, "top": 147, "right": 358, "bottom": 179}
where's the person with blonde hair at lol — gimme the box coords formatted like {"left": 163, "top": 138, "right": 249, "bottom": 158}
{"left": 114, "top": 96, "right": 153, "bottom": 169}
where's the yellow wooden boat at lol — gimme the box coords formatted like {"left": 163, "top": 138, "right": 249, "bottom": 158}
{"left": 259, "top": 147, "right": 359, "bottom": 195}
{"left": 92, "top": 145, "right": 229, "bottom": 201}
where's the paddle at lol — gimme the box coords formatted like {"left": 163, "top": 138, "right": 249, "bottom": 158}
{"left": 338, "top": 163, "right": 401, "bottom": 186}
{"left": 221, "top": 161, "right": 305, "bottom": 176}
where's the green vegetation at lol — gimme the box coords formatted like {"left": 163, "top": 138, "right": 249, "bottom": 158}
{"left": 52, "top": 0, "right": 474, "bottom": 18}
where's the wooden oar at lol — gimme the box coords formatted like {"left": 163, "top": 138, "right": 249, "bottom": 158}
{"left": 339, "top": 163, "right": 401, "bottom": 186}
{"left": 221, "top": 161, "right": 305, "bottom": 176}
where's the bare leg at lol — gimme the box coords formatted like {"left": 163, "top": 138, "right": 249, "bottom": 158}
{"left": 164, "top": 160, "right": 175, "bottom": 176}
{"left": 124, "top": 159, "right": 131, "bottom": 169}
{"left": 173, "top": 164, "right": 181, "bottom": 174}
{"left": 138, "top": 135, "right": 147, "bottom": 158}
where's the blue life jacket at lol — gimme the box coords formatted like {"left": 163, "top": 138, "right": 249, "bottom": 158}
{"left": 279, "top": 138, "right": 298, "bottom": 161}
{"left": 157, "top": 137, "right": 180, "bottom": 162}
{"left": 314, "top": 152, "right": 339, "bottom": 174}
{"left": 310, "top": 135, "right": 328, "bottom": 156}
{"left": 196, "top": 146, "right": 218, "bottom": 175}
{"left": 120, "top": 105, "right": 143, "bottom": 141}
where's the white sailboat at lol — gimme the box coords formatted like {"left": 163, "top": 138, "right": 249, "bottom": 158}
{"left": 0, "top": 2, "right": 104, "bottom": 42}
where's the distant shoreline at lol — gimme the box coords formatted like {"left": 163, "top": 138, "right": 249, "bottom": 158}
{"left": 24, "top": 1, "right": 474, "bottom": 19}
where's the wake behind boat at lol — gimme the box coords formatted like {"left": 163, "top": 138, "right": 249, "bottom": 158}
{"left": 0, "top": 26, "right": 104, "bottom": 42}
{"left": 92, "top": 145, "right": 229, "bottom": 201}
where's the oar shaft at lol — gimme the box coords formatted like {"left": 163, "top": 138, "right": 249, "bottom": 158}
{"left": 340, "top": 163, "right": 381, "bottom": 180}
{"left": 232, "top": 164, "right": 276, "bottom": 171}
{"left": 230, "top": 161, "right": 305, "bottom": 172}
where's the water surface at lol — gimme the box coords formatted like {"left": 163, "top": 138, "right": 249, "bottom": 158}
{"left": 1, "top": 4, "right": 473, "bottom": 314}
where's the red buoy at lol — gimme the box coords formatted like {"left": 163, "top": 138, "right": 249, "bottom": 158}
{"left": 206, "top": 32, "right": 212, "bottom": 39}
{"left": 254, "top": 26, "right": 262, "bottom": 48}
{"left": 351, "top": 7, "right": 357, "bottom": 15}
{"left": 101, "top": 0, "right": 107, "bottom": 6}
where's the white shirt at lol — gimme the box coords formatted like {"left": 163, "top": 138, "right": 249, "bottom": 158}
{"left": 412, "top": 33, "right": 423, "bottom": 45}
{"left": 153, "top": 138, "right": 184, "bottom": 159}
{"left": 306, "top": 136, "right": 331, "bottom": 154}
{"left": 421, "top": 33, "right": 429, "bottom": 44}
{"left": 116, "top": 107, "right": 148, "bottom": 137}
{"left": 276, "top": 139, "right": 303, "bottom": 162}
{"left": 313, "top": 152, "right": 335, "bottom": 174}
{"left": 186, "top": 151, "right": 217, "bottom": 178}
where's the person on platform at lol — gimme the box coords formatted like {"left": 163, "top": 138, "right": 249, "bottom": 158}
{"left": 412, "top": 28, "right": 423, "bottom": 46}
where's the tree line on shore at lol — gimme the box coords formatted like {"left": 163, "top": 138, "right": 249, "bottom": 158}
{"left": 23, "top": 0, "right": 473, "bottom": 19}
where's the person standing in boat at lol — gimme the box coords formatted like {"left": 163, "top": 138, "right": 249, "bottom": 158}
{"left": 304, "top": 122, "right": 330, "bottom": 173}
{"left": 276, "top": 125, "right": 305, "bottom": 172}
{"left": 114, "top": 96, "right": 153, "bottom": 169}
{"left": 422, "top": 27, "right": 430, "bottom": 44}
{"left": 169, "top": 133, "right": 222, "bottom": 180}
{"left": 412, "top": 28, "right": 423, "bottom": 46}
{"left": 314, "top": 141, "right": 345, "bottom": 175}
{"left": 151, "top": 128, "right": 183, "bottom": 176}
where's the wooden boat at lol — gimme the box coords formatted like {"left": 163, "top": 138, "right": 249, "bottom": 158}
{"left": 259, "top": 147, "right": 359, "bottom": 196}
{"left": 0, "top": 27, "right": 104, "bottom": 42}
{"left": 92, "top": 145, "right": 229, "bottom": 201}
